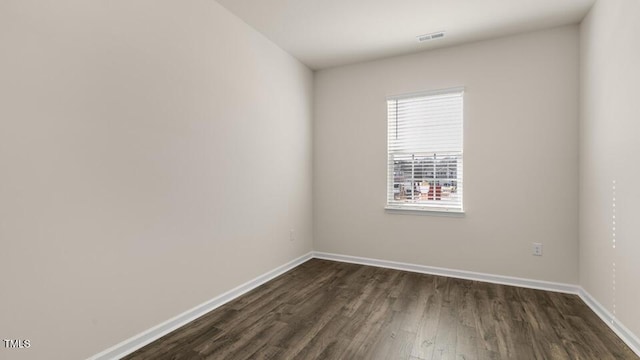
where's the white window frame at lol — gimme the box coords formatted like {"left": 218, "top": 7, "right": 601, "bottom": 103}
{"left": 385, "top": 87, "right": 465, "bottom": 214}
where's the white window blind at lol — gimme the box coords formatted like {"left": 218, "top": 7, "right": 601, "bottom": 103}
{"left": 386, "top": 88, "right": 464, "bottom": 212}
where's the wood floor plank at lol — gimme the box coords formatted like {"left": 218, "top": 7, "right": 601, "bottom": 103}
{"left": 123, "top": 259, "right": 639, "bottom": 360}
{"left": 520, "top": 288, "right": 572, "bottom": 360}
{"left": 471, "top": 283, "right": 502, "bottom": 359}
{"left": 410, "top": 275, "right": 445, "bottom": 359}
{"left": 455, "top": 280, "right": 479, "bottom": 360}
{"left": 432, "top": 277, "right": 460, "bottom": 359}
{"left": 338, "top": 268, "right": 401, "bottom": 359}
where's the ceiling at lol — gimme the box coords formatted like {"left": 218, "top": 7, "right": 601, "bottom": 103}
{"left": 214, "top": 0, "right": 596, "bottom": 70}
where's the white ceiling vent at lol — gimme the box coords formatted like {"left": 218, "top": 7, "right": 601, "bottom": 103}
{"left": 417, "top": 31, "right": 446, "bottom": 42}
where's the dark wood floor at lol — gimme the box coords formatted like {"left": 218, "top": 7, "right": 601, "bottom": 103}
{"left": 123, "top": 259, "right": 637, "bottom": 360}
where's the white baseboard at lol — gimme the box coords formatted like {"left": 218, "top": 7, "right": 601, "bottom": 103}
{"left": 313, "top": 251, "right": 578, "bottom": 294}
{"left": 577, "top": 287, "right": 640, "bottom": 356}
{"left": 88, "top": 252, "right": 313, "bottom": 360}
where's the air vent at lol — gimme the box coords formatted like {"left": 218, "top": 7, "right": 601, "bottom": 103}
{"left": 417, "top": 31, "right": 445, "bottom": 42}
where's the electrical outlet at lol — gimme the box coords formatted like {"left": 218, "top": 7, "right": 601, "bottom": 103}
{"left": 532, "top": 243, "right": 543, "bottom": 256}
{"left": 289, "top": 229, "right": 295, "bottom": 242}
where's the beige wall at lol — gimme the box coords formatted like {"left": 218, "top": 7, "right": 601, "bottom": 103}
{"left": 314, "top": 26, "right": 579, "bottom": 283}
{"left": 580, "top": 0, "right": 640, "bottom": 341}
{"left": 0, "top": 1, "right": 313, "bottom": 359}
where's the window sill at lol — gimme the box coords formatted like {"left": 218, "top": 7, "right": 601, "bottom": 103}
{"left": 384, "top": 206, "right": 465, "bottom": 217}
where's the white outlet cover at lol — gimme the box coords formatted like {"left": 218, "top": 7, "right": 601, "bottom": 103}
{"left": 532, "top": 243, "right": 543, "bottom": 256}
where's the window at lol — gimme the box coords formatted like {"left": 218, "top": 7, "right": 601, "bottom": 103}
{"left": 386, "top": 88, "right": 464, "bottom": 213}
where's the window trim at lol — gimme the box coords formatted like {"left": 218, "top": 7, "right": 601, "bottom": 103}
{"left": 384, "top": 205, "right": 466, "bottom": 216}
{"left": 386, "top": 86, "right": 465, "bottom": 102}
{"left": 385, "top": 86, "right": 465, "bottom": 214}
